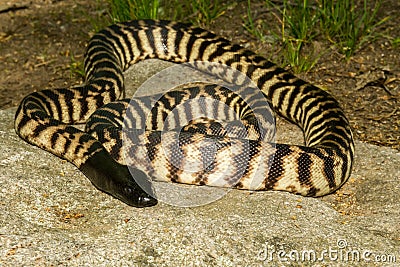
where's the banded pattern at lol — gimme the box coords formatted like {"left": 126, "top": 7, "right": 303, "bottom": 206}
{"left": 14, "top": 20, "right": 354, "bottom": 207}
{"left": 86, "top": 84, "right": 274, "bottom": 190}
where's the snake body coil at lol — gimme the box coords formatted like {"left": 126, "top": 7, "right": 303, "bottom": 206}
{"left": 15, "top": 20, "right": 354, "bottom": 207}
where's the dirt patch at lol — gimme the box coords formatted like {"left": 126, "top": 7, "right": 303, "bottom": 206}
{"left": 0, "top": 0, "right": 96, "bottom": 107}
{"left": 0, "top": 0, "right": 399, "bottom": 150}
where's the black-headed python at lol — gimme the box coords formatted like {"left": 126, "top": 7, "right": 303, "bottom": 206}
{"left": 15, "top": 20, "right": 354, "bottom": 207}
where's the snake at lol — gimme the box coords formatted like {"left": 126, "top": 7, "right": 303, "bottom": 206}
{"left": 14, "top": 20, "right": 355, "bottom": 207}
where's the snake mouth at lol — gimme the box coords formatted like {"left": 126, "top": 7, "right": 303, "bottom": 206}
{"left": 115, "top": 168, "right": 158, "bottom": 208}
{"left": 115, "top": 185, "right": 158, "bottom": 207}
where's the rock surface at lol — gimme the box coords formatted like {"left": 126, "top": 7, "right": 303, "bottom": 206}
{"left": 1, "top": 60, "right": 399, "bottom": 266}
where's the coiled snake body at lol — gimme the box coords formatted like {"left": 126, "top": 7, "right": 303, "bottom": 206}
{"left": 15, "top": 20, "right": 354, "bottom": 207}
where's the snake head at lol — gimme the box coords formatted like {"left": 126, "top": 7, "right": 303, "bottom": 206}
{"left": 80, "top": 150, "right": 158, "bottom": 207}
{"left": 112, "top": 167, "right": 158, "bottom": 207}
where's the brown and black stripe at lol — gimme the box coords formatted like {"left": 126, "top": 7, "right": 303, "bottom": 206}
{"left": 14, "top": 20, "right": 354, "bottom": 207}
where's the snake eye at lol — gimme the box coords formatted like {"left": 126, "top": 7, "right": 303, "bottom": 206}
{"left": 124, "top": 186, "right": 134, "bottom": 195}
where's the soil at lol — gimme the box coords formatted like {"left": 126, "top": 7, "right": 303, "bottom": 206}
{"left": 0, "top": 0, "right": 399, "bottom": 150}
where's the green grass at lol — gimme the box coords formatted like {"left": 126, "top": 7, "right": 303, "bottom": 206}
{"left": 243, "top": 0, "right": 271, "bottom": 43}
{"left": 392, "top": 37, "right": 400, "bottom": 48}
{"left": 281, "top": 39, "right": 321, "bottom": 73}
{"left": 190, "top": 0, "right": 226, "bottom": 27}
{"left": 80, "top": 0, "right": 389, "bottom": 75}
{"left": 244, "top": 0, "right": 387, "bottom": 72}
{"left": 108, "top": 0, "right": 160, "bottom": 21}
{"left": 69, "top": 54, "right": 85, "bottom": 79}
{"left": 319, "top": 0, "right": 388, "bottom": 58}
{"left": 276, "top": 0, "right": 320, "bottom": 72}
{"left": 106, "top": 0, "right": 225, "bottom": 26}
{"left": 280, "top": 0, "right": 319, "bottom": 42}
{"left": 244, "top": 0, "right": 321, "bottom": 72}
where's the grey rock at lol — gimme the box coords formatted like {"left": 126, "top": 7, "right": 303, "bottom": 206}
{"left": 0, "top": 60, "right": 399, "bottom": 266}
